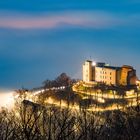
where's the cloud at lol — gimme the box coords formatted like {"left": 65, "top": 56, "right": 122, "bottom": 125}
{"left": 0, "top": 11, "right": 128, "bottom": 29}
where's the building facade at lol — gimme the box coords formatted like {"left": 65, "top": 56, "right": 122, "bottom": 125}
{"left": 118, "top": 65, "right": 136, "bottom": 85}
{"left": 83, "top": 60, "right": 136, "bottom": 86}
{"left": 94, "top": 66, "right": 117, "bottom": 85}
{"left": 83, "top": 60, "right": 93, "bottom": 82}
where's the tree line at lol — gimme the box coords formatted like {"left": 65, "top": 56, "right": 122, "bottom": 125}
{"left": 0, "top": 103, "right": 140, "bottom": 140}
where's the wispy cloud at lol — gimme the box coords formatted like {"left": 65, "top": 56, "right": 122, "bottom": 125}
{"left": 0, "top": 11, "right": 129, "bottom": 29}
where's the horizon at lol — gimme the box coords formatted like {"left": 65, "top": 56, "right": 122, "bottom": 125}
{"left": 0, "top": 0, "right": 140, "bottom": 89}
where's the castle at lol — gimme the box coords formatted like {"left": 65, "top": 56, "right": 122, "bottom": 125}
{"left": 83, "top": 60, "right": 137, "bottom": 86}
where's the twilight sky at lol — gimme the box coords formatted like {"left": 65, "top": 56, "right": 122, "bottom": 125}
{"left": 0, "top": 0, "right": 140, "bottom": 89}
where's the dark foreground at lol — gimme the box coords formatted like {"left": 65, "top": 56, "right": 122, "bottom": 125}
{"left": 0, "top": 102, "right": 140, "bottom": 140}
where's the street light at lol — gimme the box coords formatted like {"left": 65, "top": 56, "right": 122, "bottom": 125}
{"left": 92, "top": 62, "right": 96, "bottom": 66}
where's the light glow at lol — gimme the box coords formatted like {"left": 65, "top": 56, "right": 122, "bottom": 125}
{"left": 92, "top": 62, "right": 96, "bottom": 66}
{"left": 0, "top": 90, "right": 15, "bottom": 110}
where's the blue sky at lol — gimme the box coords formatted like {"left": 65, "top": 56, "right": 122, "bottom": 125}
{"left": 0, "top": 0, "right": 140, "bottom": 89}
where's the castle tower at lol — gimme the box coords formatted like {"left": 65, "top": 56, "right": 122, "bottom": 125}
{"left": 83, "top": 60, "right": 93, "bottom": 82}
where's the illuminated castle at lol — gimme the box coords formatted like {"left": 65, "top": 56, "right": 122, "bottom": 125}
{"left": 83, "top": 60, "right": 137, "bottom": 86}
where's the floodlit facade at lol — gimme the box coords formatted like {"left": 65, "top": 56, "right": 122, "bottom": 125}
{"left": 83, "top": 60, "right": 93, "bottom": 82}
{"left": 118, "top": 65, "right": 136, "bottom": 85}
{"left": 83, "top": 60, "right": 137, "bottom": 86}
{"left": 94, "top": 67, "right": 117, "bottom": 85}
{"left": 136, "top": 80, "right": 140, "bottom": 89}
